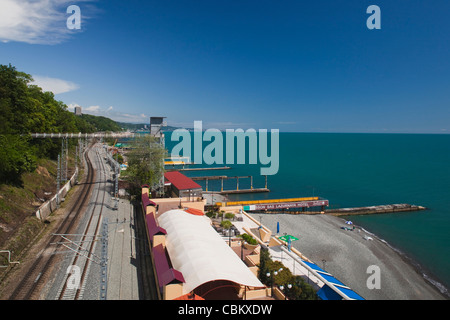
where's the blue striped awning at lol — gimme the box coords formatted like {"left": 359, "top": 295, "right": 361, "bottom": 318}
{"left": 301, "top": 259, "right": 364, "bottom": 300}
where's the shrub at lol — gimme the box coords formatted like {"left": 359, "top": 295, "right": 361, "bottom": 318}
{"left": 241, "top": 233, "right": 258, "bottom": 245}
{"left": 205, "top": 210, "right": 216, "bottom": 218}
{"left": 225, "top": 212, "right": 235, "bottom": 220}
{"left": 220, "top": 220, "right": 232, "bottom": 229}
{"left": 257, "top": 247, "right": 318, "bottom": 300}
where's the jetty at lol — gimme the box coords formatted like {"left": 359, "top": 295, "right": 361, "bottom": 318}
{"left": 235, "top": 202, "right": 426, "bottom": 216}
{"left": 191, "top": 174, "right": 269, "bottom": 194}
{"left": 325, "top": 204, "right": 426, "bottom": 216}
{"left": 204, "top": 188, "right": 270, "bottom": 195}
{"left": 166, "top": 166, "right": 231, "bottom": 171}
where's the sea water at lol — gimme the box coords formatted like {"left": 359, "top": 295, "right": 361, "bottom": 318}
{"left": 165, "top": 132, "right": 450, "bottom": 296}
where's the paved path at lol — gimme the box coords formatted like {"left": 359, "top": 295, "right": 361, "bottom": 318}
{"left": 105, "top": 199, "right": 139, "bottom": 300}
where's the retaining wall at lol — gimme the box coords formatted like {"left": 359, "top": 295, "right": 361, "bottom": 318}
{"left": 35, "top": 167, "right": 78, "bottom": 221}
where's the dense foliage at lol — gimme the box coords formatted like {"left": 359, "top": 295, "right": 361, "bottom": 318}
{"left": 80, "top": 114, "right": 121, "bottom": 132}
{"left": 241, "top": 233, "right": 258, "bottom": 245}
{"left": 122, "top": 135, "right": 166, "bottom": 196}
{"left": 0, "top": 64, "right": 120, "bottom": 185}
{"left": 258, "top": 248, "right": 318, "bottom": 300}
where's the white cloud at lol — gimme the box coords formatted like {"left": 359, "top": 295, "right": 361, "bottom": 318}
{"left": 31, "top": 75, "right": 79, "bottom": 94}
{"left": 84, "top": 105, "right": 100, "bottom": 112}
{"left": 0, "top": 0, "right": 95, "bottom": 44}
{"left": 71, "top": 103, "right": 149, "bottom": 123}
{"left": 67, "top": 103, "right": 78, "bottom": 111}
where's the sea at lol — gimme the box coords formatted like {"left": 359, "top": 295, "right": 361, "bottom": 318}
{"left": 163, "top": 132, "right": 450, "bottom": 297}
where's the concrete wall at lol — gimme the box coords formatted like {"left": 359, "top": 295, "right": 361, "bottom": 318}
{"left": 152, "top": 197, "right": 206, "bottom": 218}
{"left": 164, "top": 283, "right": 184, "bottom": 300}
{"left": 35, "top": 167, "right": 78, "bottom": 221}
{"left": 219, "top": 205, "right": 243, "bottom": 214}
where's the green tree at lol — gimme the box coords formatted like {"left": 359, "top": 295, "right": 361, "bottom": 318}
{"left": 0, "top": 64, "right": 121, "bottom": 185}
{"left": 257, "top": 247, "right": 318, "bottom": 300}
{"left": 124, "top": 135, "right": 166, "bottom": 196}
{"left": 220, "top": 219, "right": 232, "bottom": 230}
{"left": 0, "top": 135, "right": 37, "bottom": 185}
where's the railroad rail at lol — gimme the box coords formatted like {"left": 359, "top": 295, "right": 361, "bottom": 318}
{"left": 56, "top": 145, "right": 109, "bottom": 300}
{"left": 8, "top": 145, "right": 96, "bottom": 300}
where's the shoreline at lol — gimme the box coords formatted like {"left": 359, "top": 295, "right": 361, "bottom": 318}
{"left": 353, "top": 222, "right": 450, "bottom": 299}
{"left": 250, "top": 212, "right": 448, "bottom": 300}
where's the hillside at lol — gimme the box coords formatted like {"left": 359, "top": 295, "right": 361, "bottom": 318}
{"left": 0, "top": 64, "right": 121, "bottom": 269}
{"left": 80, "top": 113, "right": 122, "bottom": 132}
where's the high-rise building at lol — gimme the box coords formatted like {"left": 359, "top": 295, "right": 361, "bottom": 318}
{"left": 74, "top": 106, "right": 82, "bottom": 115}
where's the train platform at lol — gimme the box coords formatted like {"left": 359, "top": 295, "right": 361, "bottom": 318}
{"left": 104, "top": 198, "right": 140, "bottom": 300}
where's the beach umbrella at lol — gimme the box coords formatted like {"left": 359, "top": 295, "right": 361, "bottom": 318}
{"left": 279, "top": 235, "right": 299, "bottom": 241}
{"left": 345, "top": 220, "right": 353, "bottom": 225}
{"left": 279, "top": 234, "right": 299, "bottom": 242}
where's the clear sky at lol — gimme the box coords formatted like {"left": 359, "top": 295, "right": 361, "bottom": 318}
{"left": 1, "top": 0, "right": 449, "bottom": 133}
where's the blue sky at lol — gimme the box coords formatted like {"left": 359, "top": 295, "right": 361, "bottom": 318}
{"left": 1, "top": 0, "right": 449, "bottom": 133}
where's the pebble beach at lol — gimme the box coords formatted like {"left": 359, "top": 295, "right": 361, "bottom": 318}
{"left": 250, "top": 213, "right": 447, "bottom": 300}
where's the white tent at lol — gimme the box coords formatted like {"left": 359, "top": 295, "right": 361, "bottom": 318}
{"left": 158, "top": 209, "right": 264, "bottom": 294}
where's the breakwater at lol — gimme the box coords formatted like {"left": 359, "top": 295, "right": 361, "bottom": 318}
{"left": 325, "top": 204, "right": 426, "bottom": 216}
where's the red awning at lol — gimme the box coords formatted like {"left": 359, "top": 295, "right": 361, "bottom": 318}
{"left": 152, "top": 244, "right": 185, "bottom": 288}
{"left": 164, "top": 171, "right": 201, "bottom": 190}
{"left": 184, "top": 207, "right": 204, "bottom": 216}
{"left": 146, "top": 213, "right": 166, "bottom": 241}
{"left": 142, "top": 192, "right": 156, "bottom": 207}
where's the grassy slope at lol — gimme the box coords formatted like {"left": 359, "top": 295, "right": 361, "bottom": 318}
{"left": 0, "top": 153, "right": 76, "bottom": 269}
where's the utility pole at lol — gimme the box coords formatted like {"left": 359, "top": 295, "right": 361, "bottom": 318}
{"left": 65, "top": 138, "right": 68, "bottom": 181}
{"left": 75, "top": 145, "right": 79, "bottom": 183}
{"left": 57, "top": 154, "right": 61, "bottom": 207}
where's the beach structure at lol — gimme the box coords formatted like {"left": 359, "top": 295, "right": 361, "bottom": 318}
{"left": 236, "top": 212, "right": 365, "bottom": 300}
{"left": 217, "top": 197, "right": 329, "bottom": 214}
{"left": 279, "top": 248, "right": 364, "bottom": 300}
{"left": 141, "top": 183, "right": 365, "bottom": 300}
{"left": 326, "top": 204, "right": 426, "bottom": 216}
{"left": 141, "top": 187, "right": 270, "bottom": 300}
{"left": 192, "top": 175, "right": 270, "bottom": 194}
{"left": 158, "top": 209, "right": 266, "bottom": 299}
{"left": 164, "top": 171, "right": 203, "bottom": 199}
{"left": 141, "top": 184, "right": 206, "bottom": 219}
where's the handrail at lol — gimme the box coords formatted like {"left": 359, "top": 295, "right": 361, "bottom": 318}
{"left": 0, "top": 250, "right": 20, "bottom": 267}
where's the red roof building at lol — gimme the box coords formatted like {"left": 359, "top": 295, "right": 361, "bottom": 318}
{"left": 164, "top": 171, "right": 202, "bottom": 198}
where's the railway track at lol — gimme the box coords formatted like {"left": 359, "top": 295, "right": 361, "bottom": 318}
{"left": 7, "top": 144, "right": 97, "bottom": 300}
{"left": 56, "top": 145, "right": 109, "bottom": 300}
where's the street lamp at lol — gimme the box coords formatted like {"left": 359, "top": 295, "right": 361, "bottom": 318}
{"left": 266, "top": 271, "right": 278, "bottom": 297}
{"left": 279, "top": 283, "right": 292, "bottom": 300}
{"left": 287, "top": 284, "right": 292, "bottom": 300}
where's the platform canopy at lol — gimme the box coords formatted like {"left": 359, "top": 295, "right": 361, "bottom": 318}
{"left": 158, "top": 209, "right": 265, "bottom": 294}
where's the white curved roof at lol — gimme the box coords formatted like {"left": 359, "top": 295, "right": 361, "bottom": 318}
{"left": 158, "top": 209, "right": 264, "bottom": 293}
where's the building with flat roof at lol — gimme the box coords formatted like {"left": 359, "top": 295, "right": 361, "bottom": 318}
{"left": 74, "top": 106, "right": 82, "bottom": 115}
{"left": 158, "top": 208, "right": 265, "bottom": 299}
{"left": 141, "top": 186, "right": 270, "bottom": 300}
